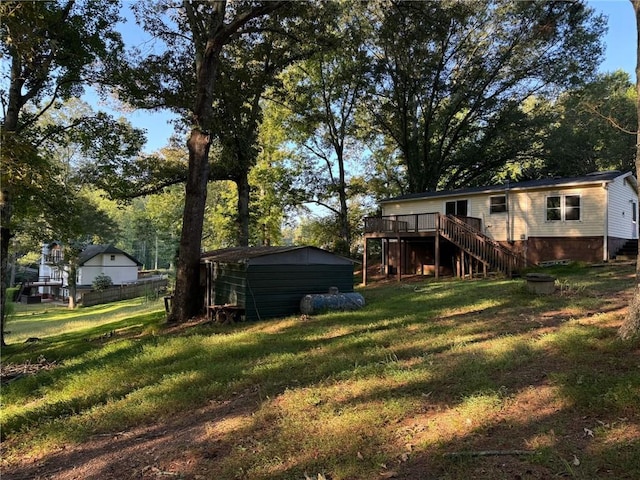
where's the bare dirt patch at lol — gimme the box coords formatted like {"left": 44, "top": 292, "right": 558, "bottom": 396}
{"left": 1, "top": 389, "right": 261, "bottom": 480}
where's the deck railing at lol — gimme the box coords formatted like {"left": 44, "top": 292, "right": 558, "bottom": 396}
{"left": 364, "top": 212, "right": 524, "bottom": 276}
{"left": 364, "top": 213, "right": 480, "bottom": 234}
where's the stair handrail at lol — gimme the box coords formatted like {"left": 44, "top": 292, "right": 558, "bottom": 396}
{"left": 439, "top": 214, "right": 525, "bottom": 275}
{"left": 444, "top": 214, "right": 518, "bottom": 258}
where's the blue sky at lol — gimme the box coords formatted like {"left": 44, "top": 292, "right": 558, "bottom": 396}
{"left": 115, "top": 1, "right": 638, "bottom": 154}
{"left": 591, "top": 0, "right": 636, "bottom": 76}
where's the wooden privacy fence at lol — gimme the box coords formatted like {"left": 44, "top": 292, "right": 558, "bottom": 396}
{"left": 81, "top": 279, "right": 168, "bottom": 307}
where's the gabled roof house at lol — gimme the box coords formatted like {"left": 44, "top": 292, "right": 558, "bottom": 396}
{"left": 38, "top": 243, "right": 142, "bottom": 300}
{"left": 362, "top": 171, "right": 638, "bottom": 283}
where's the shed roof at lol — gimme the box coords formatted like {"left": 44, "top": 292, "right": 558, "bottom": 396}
{"left": 78, "top": 244, "right": 142, "bottom": 266}
{"left": 201, "top": 246, "right": 354, "bottom": 265}
{"left": 381, "top": 171, "right": 636, "bottom": 203}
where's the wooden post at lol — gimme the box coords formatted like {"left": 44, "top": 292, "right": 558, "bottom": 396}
{"left": 435, "top": 215, "right": 440, "bottom": 280}
{"left": 362, "top": 237, "right": 368, "bottom": 286}
{"left": 397, "top": 236, "right": 402, "bottom": 282}
{"left": 461, "top": 251, "right": 466, "bottom": 278}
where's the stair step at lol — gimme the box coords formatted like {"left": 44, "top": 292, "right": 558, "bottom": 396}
{"left": 616, "top": 239, "right": 638, "bottom": 258}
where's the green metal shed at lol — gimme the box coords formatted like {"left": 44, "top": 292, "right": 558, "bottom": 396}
{"left": 201, "top": 246, "right": 355, "bottom": 321}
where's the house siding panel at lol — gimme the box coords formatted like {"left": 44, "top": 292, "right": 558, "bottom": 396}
{"left": 382, "top": 199, "right": 441, "bottom": 216}
{"left": 524, "top": 186, "right": 605, "bottom": 237}
{"left": 607, "top": 176, "right": 638, "bottom": 240}
{"left": 79, "top": 254, "right": 139, "bottom": 285}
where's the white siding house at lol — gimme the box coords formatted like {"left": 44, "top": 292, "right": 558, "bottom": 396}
{"left": 38, "top": 244, "right": 142, "bottom": 300}
{"left": 365, "top": 171, "right": 637, "bottom": 279}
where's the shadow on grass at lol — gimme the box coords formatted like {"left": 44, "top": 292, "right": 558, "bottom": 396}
{"left": 2, "top": 263, "right": 638, "bottom": 479}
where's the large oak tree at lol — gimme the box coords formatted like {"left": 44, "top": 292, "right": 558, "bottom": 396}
{"left": 364, "top": 0, "right": 606, "bottom": 193}
{"left": 113, "top": 1, "right": 294, "bottom": 322}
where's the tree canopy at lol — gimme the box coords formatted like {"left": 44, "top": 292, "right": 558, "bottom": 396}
{"left": 363, "top": 0, "right": 607, "bottom": 192}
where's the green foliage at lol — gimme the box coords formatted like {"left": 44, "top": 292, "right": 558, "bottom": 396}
{"left": 1, "top": 1, "right": 145, "bottom": 340}
{"left": 537, "top": 71, "right": 637, "bottom": 177}
{"left": 92, "top": 274, "right": 113, "bottom": 292}
{"left": 362, "top": 0, "right": 607, "bottom": 192}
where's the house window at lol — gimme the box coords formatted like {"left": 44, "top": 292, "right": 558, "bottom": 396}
{"left": 546, "top": 195, "right": 581, "bottom": 222}
{"left": 110, "top": 255, "right": 116, "bottom": 261}
{"left": 489, "top": 195, "right": 507, "bottom": 214}
{"left": 633, "top": 201, "right": 637, "bottom": 222}
{"left": 445, "top": 199, "right": 468, "bottom": 216}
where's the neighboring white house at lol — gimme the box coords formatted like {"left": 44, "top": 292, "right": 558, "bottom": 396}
{"left": 38, "top": 243, "right": 142, "bottom": 300}
{"left": 363, "top": 171, "right": 638, "bottom": 280}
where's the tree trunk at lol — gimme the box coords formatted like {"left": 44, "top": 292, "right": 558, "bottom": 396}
{"left": 0, "top": 189, "right": 11, "bottom": 346}
{"left": 168, "top": 0, "right": 284, "bottom": 323}
{"left": 168, "top": 129, "right": 212, "bottom": 322}
{"left": 336, "top": 153, "right": 351, "bottom": 256}
{"left": 236, "top": 172, "right": 251, "bottom": 247}
{"left": 67, "top": 263, "right": 77, "bottom": 309}
{"left": 0, "top": 56, "right": 23, "bottom": 346}
{"left": 620, "top": 0, "right": 640, "bottom": 340}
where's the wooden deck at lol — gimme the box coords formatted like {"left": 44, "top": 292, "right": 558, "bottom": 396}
{"left": 364, "top": 213, "right": 481, "bottom": 236}
{"left": 362, "top": 213, "right": 524, "bottom": 284}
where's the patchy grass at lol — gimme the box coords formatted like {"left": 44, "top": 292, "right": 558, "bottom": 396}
{"left": 1, "top": 263, "right": 639, "bottom": 480}
{"left": 4, "top": 297, "right": 165, "bottom": 346}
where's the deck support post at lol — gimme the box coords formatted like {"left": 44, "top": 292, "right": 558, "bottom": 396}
{"left": 397, "top": 235, "right": 402, "bottom": 282}
{"left": 461, "top": 251, "right": 466, "bottom": 278}
{"left": 435, "top": 216, "right": 440, "bottom": 280}
{"left": 363, "top": 237, "right": 368, "bottom": 286}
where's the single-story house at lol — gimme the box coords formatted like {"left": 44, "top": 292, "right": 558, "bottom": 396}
{"left": 201, "top": 246, "right": 355, "bottom": 321}
{"left": 37, "top": 243, "right": 142, "bottom": 300}
{"left": 363, "top": 171, "right": 638, "bottom": 283}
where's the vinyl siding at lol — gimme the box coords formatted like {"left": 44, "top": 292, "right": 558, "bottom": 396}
{"left": 607, "top": 176, "right": 638, "bottom": 240}
{"left": 526, "top": 186, "right": 605, "bottom": 237}
{"left": 381, "top": 185, "right": 607, "bottom": 239}
{"left": 79, "top": 254, "right": 139, "bottom": 285}
{"left": 381, "top": 198, "right": 442, "bottom": 216}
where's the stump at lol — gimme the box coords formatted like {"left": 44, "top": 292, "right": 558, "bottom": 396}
{"left": 525, "top": 273, "right": 556, "bottom": 295}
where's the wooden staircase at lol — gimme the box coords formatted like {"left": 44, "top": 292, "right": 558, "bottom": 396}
{"left": 439, "top": 214, "right": 525, "bottom": 277}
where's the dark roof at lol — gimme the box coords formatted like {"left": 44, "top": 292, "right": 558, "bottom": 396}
{"left": 78, "top": 244, "right": 142, "bottom": 266}
{"left": 201, "top": 245, "right": 354, "bottom": 264}
{"left": 381, "top": 171, "right": 634, "bottom": 203}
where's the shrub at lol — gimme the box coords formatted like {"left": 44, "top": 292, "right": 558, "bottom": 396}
{"left": 7, "top": 287, "right": 19, "bottom": 302}
{"left": 92, "top": 274, "right": 113, "bottom": 291}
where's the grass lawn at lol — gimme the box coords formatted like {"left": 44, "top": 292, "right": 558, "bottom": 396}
{"left": 1, "top": 263, "right": 639, "bottom": 479}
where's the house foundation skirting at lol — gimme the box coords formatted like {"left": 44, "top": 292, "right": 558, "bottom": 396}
{"left": 508, "top": 237, "right": 605, "bottom": 265}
